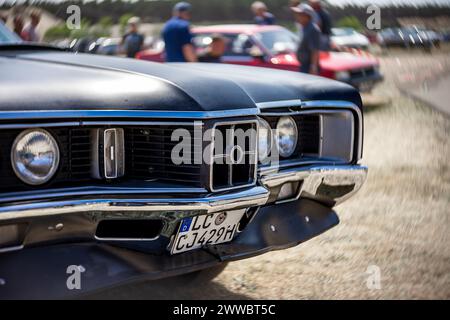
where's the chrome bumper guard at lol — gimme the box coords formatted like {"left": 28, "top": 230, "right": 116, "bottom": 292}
{"left": 260, "top": 165, "right": 368, "bottom": 205}
{"left": 0, "top": 165, "right": 367, "bottom": 222}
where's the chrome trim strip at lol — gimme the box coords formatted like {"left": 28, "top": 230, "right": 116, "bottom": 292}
{"left": 258, "top": 109, "right": 356, "bottom": 173}
{"left": 0, "top": 121, "right": 199, "bottom": 129}
{"left": 256, "top": 99, "right": 303, "bottom": 109}
{"left": 260, "top": 165, "right": 368, "bottom": 205}
{"left": 209, "top": 120, "right": 259, "bottom": 192}
{"left": 0, "top": 122, "right": 80, "bottom": 129}
{"left": 259, "top": 100, "right": 363, "bottom": 161}
{"left": 103, "top": 128, "right": 125, "bottom": 179}
{"left": 0, "top": 186, "right": 208, "bottom": 204}
{"left": 80, "top": 121, "right": 198, "bottom": 127}
{"left": 259, "top": 159, "right": 348, "bottom": 175}
{"left": 0, "top": 165, "right": 367, "bottom": 222}
{"left": 0, "top": 186, "right": 269, "bottom": 221}
{"left": 0, "top": 109, "right": 258, "bottom": 121}
{"left": 0, "top": 245, "right": 24, "bottom": 254}
{"left": 302, "top": 101, "right": 363, "bottom": 161}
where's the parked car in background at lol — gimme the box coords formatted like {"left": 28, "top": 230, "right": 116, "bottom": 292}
{"left": 331, "top": 27, "right": 370, "bottom": 50}
{"left": 137, "top": 24, "right": 383, "bottom": 92}
{"left": 442, "top": 29, "right": 450, "bottom": 42}
{"left": 68, "top": 37, "right": 97, "bottom": 54}
{"left": 377, "top": 26, "right": 442, "bottom": 49}
{"left": 95, "top": 37, "right": 122, "bottom": 55}
{"left": 0, "top": 22, "right": 367, "bottom": 298}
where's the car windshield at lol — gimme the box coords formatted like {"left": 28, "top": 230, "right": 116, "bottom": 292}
{"left": 0, "top": 22, "right": 22, "bottom": 44}
{"left": 254, "top": 29, "right": 298, "bottom": 54}
{"left": 332, "top": 28, "right": 356, "bottom": 36}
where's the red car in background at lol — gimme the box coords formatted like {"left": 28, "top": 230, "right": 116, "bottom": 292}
{"left": 137, "top": 24, "right": 383, "bottom": 92}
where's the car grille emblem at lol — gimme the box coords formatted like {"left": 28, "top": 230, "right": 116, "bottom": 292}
{"left": 103, "top": 128, "right": 125, "bottom": 179}
{"left": 91, "top": 128, "right": 125, "bottom": 179}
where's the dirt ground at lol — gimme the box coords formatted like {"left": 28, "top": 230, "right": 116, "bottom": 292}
{"left": 91, "top": 46, "right": 450, "bottom": 300}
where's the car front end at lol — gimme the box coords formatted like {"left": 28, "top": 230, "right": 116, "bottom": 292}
{"left": 0, "top": 46, "right": 367, "bottom": 298}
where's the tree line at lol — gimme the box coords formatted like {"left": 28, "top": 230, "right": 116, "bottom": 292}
{"left": 4, "top": 0, "right": 450, "bottom": 28}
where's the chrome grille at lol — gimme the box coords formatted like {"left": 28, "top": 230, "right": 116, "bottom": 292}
{"left": 0, "top": 124, "right": 202, "bottom": 191}
{"left": 210, "top": 121, "right": 257, "bottom": 191}
{"left": 125, "top": 125, "right": 203, "bottom": 186}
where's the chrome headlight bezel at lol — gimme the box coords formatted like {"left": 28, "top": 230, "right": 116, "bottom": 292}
{"left": 257, "top": 118, "right": 273, "bottom": 162}
{"left": 11, "top": 128, "right": 60, "bottom": 186}
{"left": 276, "top": 116, "right": 298, "bottom": 158}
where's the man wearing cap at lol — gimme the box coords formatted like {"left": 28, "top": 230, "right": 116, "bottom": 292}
{"left": 309, "top": 0, "right": 332, "bottom": 50}
{"left": 291, "top": 3, "right": 321, "bottom": 75}
{"left": 162, "top": 2, "right": 197, "bottom": 62}
{"left": 122, "top": 16, "right": 144, "bottom": 58}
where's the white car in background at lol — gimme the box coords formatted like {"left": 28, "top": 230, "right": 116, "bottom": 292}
{"left": 331, "top": 27, "right": 370, "bottom": 50}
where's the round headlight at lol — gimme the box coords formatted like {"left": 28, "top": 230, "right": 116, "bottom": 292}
{"left": 276, "top": 116, "right": 298, "bottom": 158}
{"left": 11, "top": 129, "right": 60, "bottom": 185}
{"left": 258, "top": 118, "right": 273, "bottom": 162}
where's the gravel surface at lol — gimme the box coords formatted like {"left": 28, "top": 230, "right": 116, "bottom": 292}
{"left": 90, "top": 46, "right": 450, "bottom": 300}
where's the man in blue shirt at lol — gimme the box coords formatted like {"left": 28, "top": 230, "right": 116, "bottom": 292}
{"left": 309, "top": 0, "right": 332, "bottom": 50}
{"left": 251, "top": 1, "right": 276, "bottom": 26}
{"left": 162, "top": 2, "right": 197, "bottom": 62}
{"left": 291, "top": 3, "right": 321, "bottom": 75}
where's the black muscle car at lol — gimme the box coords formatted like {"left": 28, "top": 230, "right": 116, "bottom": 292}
{"left": 0, "top": 22, "right": 367, "bottom": 299}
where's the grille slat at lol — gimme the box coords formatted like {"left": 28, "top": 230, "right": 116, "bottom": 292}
{"left": 125, "top": 126, "right": 202, "bottom": 187}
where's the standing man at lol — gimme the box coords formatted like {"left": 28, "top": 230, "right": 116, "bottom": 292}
{"left": 251, "top": 2, "right": 275, "bottom": 26}
{"left": 122, "top": 16, "right": 144, "bottom": 58}
{"left": 309, "top": 0, "right": 332, "bottom": 50}
{"left": 21, "top": 11, "right": 41, "bottom": 42}
{"left": 291, "top": 3, "right": 320, "bottom": 75}
{"left": 162, "top": 2, "right": 197, "bottom": 62}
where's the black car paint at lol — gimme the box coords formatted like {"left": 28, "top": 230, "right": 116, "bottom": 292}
{"left": 0, "top": 49, "right": 362, "bottom": 112}
{"left": 0, "top": 47, "right": 362, "bottom": 298}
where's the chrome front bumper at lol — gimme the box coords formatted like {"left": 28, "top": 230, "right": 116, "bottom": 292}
{"left": 0, "top": 165, "right": 367, "bottom": 297}
{"left": 0, "top": 165, "right": 367, "bottom": 222}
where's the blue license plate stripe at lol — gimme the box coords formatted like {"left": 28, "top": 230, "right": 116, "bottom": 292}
{"left": 179, "top": 217, "right": 193, "bottom": 233}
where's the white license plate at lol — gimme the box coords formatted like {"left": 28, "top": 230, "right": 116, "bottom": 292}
{"left": 171, "top": 209, "right": 245, "bottom": 254}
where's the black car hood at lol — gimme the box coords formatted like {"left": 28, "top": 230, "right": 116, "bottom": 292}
{"left": 0, "top": 50, "right": 362, "bottom": 112}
